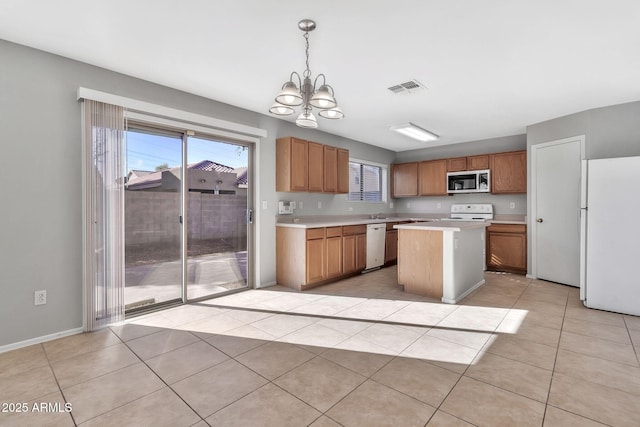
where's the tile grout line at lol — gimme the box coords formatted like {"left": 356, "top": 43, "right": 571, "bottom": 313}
{"left": 537, "top": 278, "right": 567, "bottom": 427}
{"left": 111, "top": 328, "right": 212, "bottom": 426}
{"left": 40, "top": 342, "right": 79, "bottom": 427}
{"left": 419, "top": 276, "right": 531, "bottom": 426}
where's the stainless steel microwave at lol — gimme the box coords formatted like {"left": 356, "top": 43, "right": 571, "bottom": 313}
{"left": 447, "top": 169, "right": 490, "bottom": 193}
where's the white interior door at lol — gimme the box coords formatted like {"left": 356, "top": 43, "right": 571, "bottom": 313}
{"left": 532, "top": 136, "right": 584, "bottom": 286}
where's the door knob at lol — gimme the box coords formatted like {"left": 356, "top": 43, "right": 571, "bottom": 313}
{"left": 537, "top": 218, "right": 543, "bottom": 223}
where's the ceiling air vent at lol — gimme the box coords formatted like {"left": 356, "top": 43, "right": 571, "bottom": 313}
{"left": 387, "top": 79, "right": 426, "bottom": 94}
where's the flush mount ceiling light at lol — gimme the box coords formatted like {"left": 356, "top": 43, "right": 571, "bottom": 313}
{"left": 389, "top": 122, "right": 439, "bottom": 142}
{"left": 269, "top": 19, "right": 344, "bottom": 128}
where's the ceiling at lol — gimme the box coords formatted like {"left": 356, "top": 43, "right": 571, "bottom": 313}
{"left": 2, "top": 1, "right": 640, "bottom": 151}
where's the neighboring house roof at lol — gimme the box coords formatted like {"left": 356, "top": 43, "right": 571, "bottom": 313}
{"left": 190, "top": 160, "right": 235, "bottom": 173}
{"left": 234, "top": 167, "right": 248, "bottom": 186}
{"left": 126, "top": 161, "right": 247, "bottom": 190}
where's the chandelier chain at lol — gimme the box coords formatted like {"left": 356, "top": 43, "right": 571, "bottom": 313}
{"left": 303, "top": 31, "right": 311, "bottom": 78}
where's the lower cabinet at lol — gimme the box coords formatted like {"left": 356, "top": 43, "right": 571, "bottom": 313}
{"left": 277, "top": 225, "right": 366, "bottom": 290}
{"left": 326, "top": 227, "right": 343, "bottom": 278}
{"left": 305, "top": 228, "right": 326, "bottom": 284}
{"left": 486, "top": 223, "right": 527, "bottom": 274}
{"left": 343, "top": 225, "right": 367, "bottom": 274}
{"left": 385, "top": 223, "right": 398, "bottom": 264}
{"left": 356, "top": 234, "right": 367, "bottom": 271}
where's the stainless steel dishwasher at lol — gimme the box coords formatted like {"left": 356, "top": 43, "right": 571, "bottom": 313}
{"left": 365, "top": 223, "right": 386, "bottom": 271}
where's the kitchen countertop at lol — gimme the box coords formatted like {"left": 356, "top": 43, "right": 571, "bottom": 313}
{"left": 275, "top": 213, "right": 526, "bottom": 228}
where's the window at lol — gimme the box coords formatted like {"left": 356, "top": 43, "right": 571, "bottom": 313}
{"left": 348, "top": 159, "right": 387, "bottom": 202}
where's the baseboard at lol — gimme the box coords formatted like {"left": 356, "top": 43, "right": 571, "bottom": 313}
{"left": 256, "top": 281, "right": 277, "bottom": 289}
{"left": 0, "top": 327, "right": 83, "bottom": 354}
{"left": 441, "top": 279, "right": 486, "bottom": 304}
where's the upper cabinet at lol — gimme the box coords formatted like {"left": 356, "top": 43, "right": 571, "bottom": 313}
{"left": 490, "top": 150, "right": 527, "bottom": 193}
{"left": 307, "top": 141, "right": 324, "bottom": 192}
{"left": 468, "top": 154, "right": 490, "bottom": 170}
{"left": 323, "top": 145, "right": 338, "bottom": 193}
{"left": 391, "top": 162, "right": 418, "bottom": 197}
{"left": 447, "top": 157, "right": 467, "bottom": 172}
{"left": 390, "top": 150, "right": 526, "bottom": 198}
{"left": 276, "top": 137, "right": 308, "bottom": 192}
{"left": 276, "top": 136, "right": 349, "bottom": 194}
{"left": 447, "top": 155, "right": 489, "bottom": 172}
{"left": 419, "top": 159, "right": 447, "bottom": 196}
{"left": 337, "top": 148, "right": 349, "bottom": 194}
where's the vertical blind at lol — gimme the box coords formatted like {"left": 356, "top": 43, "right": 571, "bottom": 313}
{"left": 83, "top": 100, "right": 125, "bottom": 331}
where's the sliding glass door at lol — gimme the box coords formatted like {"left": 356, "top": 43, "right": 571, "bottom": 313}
{"left": 186, "top": 136, "right": 250, "bottom": 300}
{"left": 124, "top": 128, "right": 183, "bottom": 310}
{"left": 124, "top": 125, "right": 251, "bottom": 312}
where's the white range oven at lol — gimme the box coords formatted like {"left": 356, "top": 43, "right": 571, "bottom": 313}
{"left": 443, "top": 203, "right": 494, "bottom": 221}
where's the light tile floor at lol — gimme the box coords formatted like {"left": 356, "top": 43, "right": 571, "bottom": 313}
{"left": 2, "top": 268, "right": 640, "bottom": 426}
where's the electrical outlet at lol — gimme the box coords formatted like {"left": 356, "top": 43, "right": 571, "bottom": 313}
{"left": 389, "top": 202, "right": 394, "bottom": 209}
{"left": 347, "top": 207, "right": 353, "bottom": 211}
{"left": 317, "top": 201, "right": 322, "bottom": 209}
{"left": 262, "top": 201, "right": 267, "bottom": 210}
{"left": 437, "top": 202, "right": 442, "bottom": 209}
{"left": 299, "top": 201, "right": 304, "bottom": 209}
{"left": 510, "top": 202, "right": 516, "bottom": 209}
{"left": 407, "top": 202, "right": 411, "bottom": 208}
{"left": 291, "top": 201, "right": 296, "bottom": 209}
{"left": 35, "top": 290, "right": 46, "bottom": 306}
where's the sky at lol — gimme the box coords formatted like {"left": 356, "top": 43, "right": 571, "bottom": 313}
{"left": 125, "top": 130, "right": 248, "bottom": 172}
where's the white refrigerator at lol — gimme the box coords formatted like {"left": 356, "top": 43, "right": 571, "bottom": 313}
{"left": 580, "top": 156, "right": 640, "bottom": 316}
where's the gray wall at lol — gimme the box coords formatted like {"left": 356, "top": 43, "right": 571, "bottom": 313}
{"left": 0, "top": 40, "right": 397, "bottom": 347}
{"left": 525, "top": 99, "right": 640, "bottom": 275}
{"left": 527, "top": 100, "right": 640, "bottom": 159}
{"left": 5, "top": 35, "right": 636, "bottom": 348}
{"left": 394, "top": 134, "right": 528, "bottom": 216}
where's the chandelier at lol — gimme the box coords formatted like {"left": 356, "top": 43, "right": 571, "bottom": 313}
{"left": 269, "top": 19, "right": 344, "bottom": 128}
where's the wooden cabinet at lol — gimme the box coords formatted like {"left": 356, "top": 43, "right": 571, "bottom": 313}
{"left": 337, "top": 148, "right": 349, "bottom": 194}
{"left": 356, "top": 234, "right": 367, "bottom": 271}
{"left": 277, "top": 224, "right": 367, "bottom": 290}
{"left": 447, "top": 157, "right": 467, "bottom": 172}
{"left": 343, "top": 225, "right": 366, "bottom": 274}
{"left": 342, "top": 235, "right": 357, "bottom": 274}
{"left": 491, "top": 150, "right": 527, "bottom": 193}
{"left": 486, "top": 223, "right": 527, "bottom": 274}
{"left": 385, "top": 229, "right": 398, "bottom": 264}
{"left": 323, "top": 146, "right": 338, "bottom": 193}
{"left": 419, "top": 159, "right": 447, "bottom": 196}
{"left": 276, "top": 136, "right": 348, "bottom": 194}
{"left": 384, "top": 222, "right": 399, "bottom": 264}
{"left": 447, "top": 155, "right": 489, "bottom": 172}
{"left": 325, "top": 226, "right": 343, "bottom": 278}
{"left": 276, "top": 137, "right": 308, "bottom": 192}
{"left": 390, "top": 151, "right": 525, "bottom": 197}
{"left": 305, "top": 228, "right": 326, "bottom": 284}
{"left": 391, "top": 162, "right": 418, "bottom": 197}
{"left": 307, "top": 141, "right": 324, "bottom": 192}
{"left": 468, "top": 154, "right": 490, "bottom": 170}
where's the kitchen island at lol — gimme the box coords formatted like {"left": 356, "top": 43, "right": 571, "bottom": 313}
{"left": 394, "top": 221, "right": 489, "bottom": 303}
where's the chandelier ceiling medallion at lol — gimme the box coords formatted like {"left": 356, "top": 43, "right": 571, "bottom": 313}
{"left": 269, "top": 19, "right": 344, "bottom": 128}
